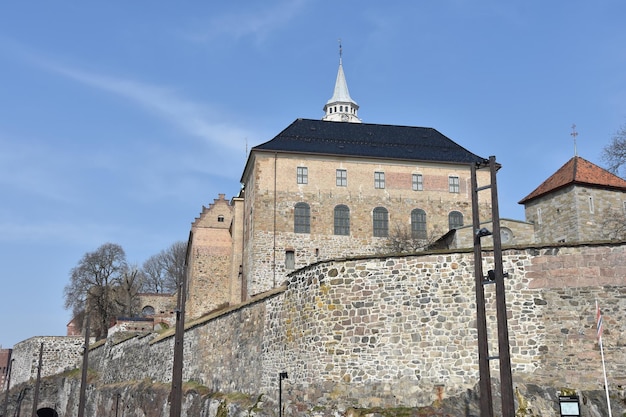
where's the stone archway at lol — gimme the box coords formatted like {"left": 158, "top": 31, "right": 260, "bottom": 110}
{"left": 37, "top": 407, "right": 59, "bottom": 417}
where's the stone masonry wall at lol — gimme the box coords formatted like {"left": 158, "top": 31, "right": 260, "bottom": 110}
{"left": 51, "top": 242, "right": 626, "bottom": 415}
{"left": 11, "top": 336, "right": 87, "bottom": 386}
{"left": 525, "top": 185, "right": 626, "bottom": 243}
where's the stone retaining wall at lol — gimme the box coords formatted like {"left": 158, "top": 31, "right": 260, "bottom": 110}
{"left": 12, "top": 242, "right": 626, "bottom": 415}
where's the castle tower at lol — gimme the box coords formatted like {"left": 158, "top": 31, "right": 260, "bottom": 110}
{"left": 519, "top": 156, "right": 626, "bottom": 243}
{"left": 322, "top": 44, "right": 361, "bottom": 123}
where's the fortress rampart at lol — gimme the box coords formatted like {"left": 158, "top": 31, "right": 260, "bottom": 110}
{"left": 8, "top": 242, "right": 626, "bottom": 416}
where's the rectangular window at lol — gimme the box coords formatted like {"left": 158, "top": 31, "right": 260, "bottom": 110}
{"left": 412, "top": 174, "right": 423, "bottom": 191}
{"left": 374, "top": 172, "right": 385, "bottom": 189}
{"left": 537, "top": 208, "right": 542, "bottom": 225}
{"left": 285, "top": 250, "right": 295, "bottom": 270}
{"left": 588, "top": 196, "right": 594, "bottom": 213}
{"left": 448, "top": 176, "right": 460, "bottom": 193}
{"left": 336, "top": 169, "right": 347, "bottom": 187}
{"left": 297, "top": 166, "right": 308, "bottom": 184}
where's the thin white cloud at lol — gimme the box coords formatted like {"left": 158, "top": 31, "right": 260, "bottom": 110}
{"left": 184, "top": 0, "right": 309, "bottom": 43}
{"left": 0, "top": 37, "right": 254, "bottom": 153}
{"left": 44, "top": 64, "right": 250, "bottom": 151}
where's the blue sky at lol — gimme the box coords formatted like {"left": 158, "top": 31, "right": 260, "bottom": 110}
{"left": 1, "top": 2, "right": 625, "bottom": 348}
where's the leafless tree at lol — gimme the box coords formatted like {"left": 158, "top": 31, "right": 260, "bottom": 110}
{"left": 378, "top": 222, "right": 444, "bottom": 254}
{"left": 114, "top": 265, "right": 144, "bottom": 317}
{"left": 141, "top": 241, "right": 187, "bottom": 293}
{"left": 602, "top": 124, "right": 626, "bottom": 177}
{"left": 600, "top": 208, "right": 626, "bottom": 241}
{"left": 63, "top": 243, "right": 128, "bottom": 340}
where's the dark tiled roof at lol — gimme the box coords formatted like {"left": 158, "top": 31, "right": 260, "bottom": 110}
{"left": 519, "top": 156, "right": 626, "bottom": 204}
{"left": 252, "top": 119, "right": 486, "bottom": 164}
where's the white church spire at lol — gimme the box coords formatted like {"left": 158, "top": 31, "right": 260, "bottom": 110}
{"left": 323, "top": 41, "right": 361, "bottom": 123}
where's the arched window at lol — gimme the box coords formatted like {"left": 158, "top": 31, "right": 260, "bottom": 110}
{"left": 373, "top": 207, "right": 389, "bottom": 237}
{"left": 141, "top": 305, "right": 155, "bottom": 317}
{"left": 294, "top": 202, "right": 310, "bottom": 233}
{"left": 448, "top": 211, "right": 464, "bottom": 230}
{"left": 334, "top": 205, "right": 350, "bottom": 235}
{"left": 411, "top": 209, "right": 427, "bottom": 239}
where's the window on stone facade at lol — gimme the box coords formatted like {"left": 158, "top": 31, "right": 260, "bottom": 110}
{"left": 411, "top": 209, "right": 427, "bottom": 239}
{"left": 218, "top": 215, "right": 224, "bottom": 222}
{"left": 448, "top": 211, "right": 463, "bottom": 230}
{"left": 334, "top": 205, "right": 350, "bottom": 235}
{"left": 297, "top": 166, "right": 308, "bottom": 184}
{"left": 294, "top": 202, "right": 310, "bottom": 233}
{"left": 141, "top": 305, "right": 155, "bottom": 316}
{"left": 375, "top": 172, "right": 385, "bottom": 189}
{"left": 373, "top": 207, "right": 389, "bottom": 237}
{"left": 285, "top": 250, "right": 295, "bottom": 269}
{"left": 588, "top": 196, "right": 594, "bottom": 213}
{"left": 412, "top": 174, "right": 423, "bottom": 191}
{"left": 449, "top": 176, "right": 460, "bottom": 193}
{"left": 336, "top": 169, "right": 347, "bottom": 187}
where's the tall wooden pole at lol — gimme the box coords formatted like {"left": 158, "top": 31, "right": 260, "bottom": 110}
{"left": 78, "top": 314, "right": 90, "bottom": 417}
{"left": 31, "top": 343, "right": 43, "bottom": 417}
{"left": 471, "top": 161, "right": 494, "bottom": 417}
{"left": 488, "top": 156, "right": 515, "bottom": 417}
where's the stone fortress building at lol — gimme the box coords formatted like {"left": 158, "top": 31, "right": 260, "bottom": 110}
{"left": 5, "top": 53, "right": 626, "bottom": 416}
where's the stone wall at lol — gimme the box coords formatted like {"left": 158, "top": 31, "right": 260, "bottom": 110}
{"left": 11, "top": 336, "right": 87, "bottom": 386}
{"left": 187, "top": 194, "right": 235, "bottom": 318}
{"left": 13, "top": 242, "right": 626, "bottom": 416}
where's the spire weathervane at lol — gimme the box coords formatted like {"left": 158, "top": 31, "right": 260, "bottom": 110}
{"left": 571, "top": 124, "right": 578, "bottom": 156}
{"left": 338, "top": 38, "right": 342, "bottom": 63}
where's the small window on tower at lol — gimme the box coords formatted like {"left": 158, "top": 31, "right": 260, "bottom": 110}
{"left": 218, "top": 215, "right": 224, "bottom": 222}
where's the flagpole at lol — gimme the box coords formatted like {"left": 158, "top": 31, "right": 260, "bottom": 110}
{"left": 596, "top": 300, "right": 612, "bottom": 417}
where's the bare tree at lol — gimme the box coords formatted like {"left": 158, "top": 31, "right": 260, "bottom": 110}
{"left": 141, "top": 241, "right": 187, "bottom": 294}
{"left": 114, "top": 266, "right": 144, "bottom": 317}
{"left": 600, "top": 208, "right": 626, "bottom": 241}
{"left": 602, "top": 124, "right": 626, "bottom": 177}
{"left": 63, "top": 243, "right": 128, "bottom": 340}
{"left": 378, "top": 222, "right": 444, "bottom": 254}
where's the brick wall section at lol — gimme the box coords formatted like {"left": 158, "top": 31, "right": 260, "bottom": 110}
{"left": 49, "top": 242, "right": 626, "bottom": 413}
{"left": 186, "top": 194, "right": 235, "bottom": 319}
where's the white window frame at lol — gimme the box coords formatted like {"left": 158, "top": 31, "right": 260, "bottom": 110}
{"left": 297, "top": 166, "right": 308, "bottom": 184}
{"left": 336, "top": 169, "right": 347, "bottom": 187}
{"left": 449, "top": 176, "right": 460, "bottom": 193}
{"left": 412, "top": 174, "right": 423, "bottom": 191}
{"left": 374, "top": 172, "right": 385, "bottom": 189}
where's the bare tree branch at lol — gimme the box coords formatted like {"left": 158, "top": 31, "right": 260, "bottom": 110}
{"left": 602, "top": 124, "right": 626, "bottom": 177}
